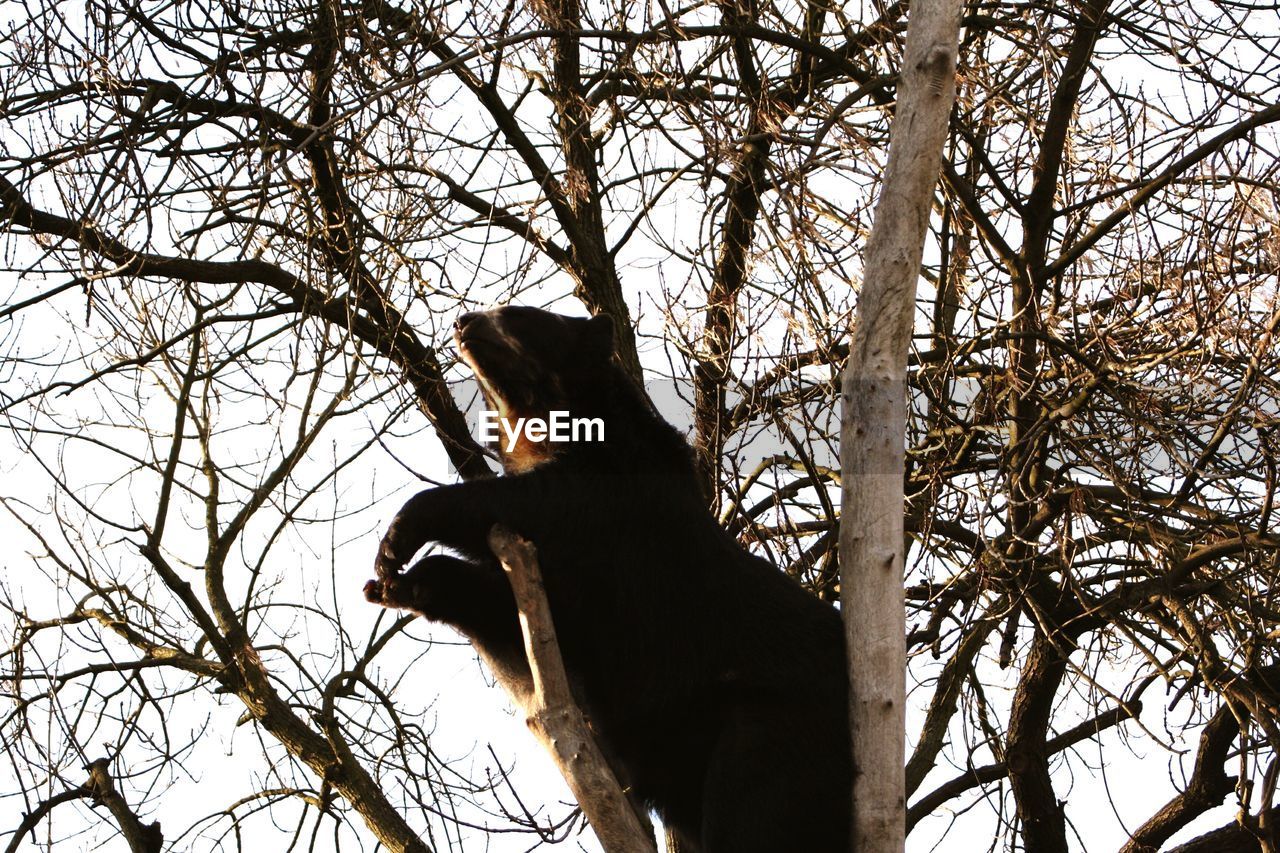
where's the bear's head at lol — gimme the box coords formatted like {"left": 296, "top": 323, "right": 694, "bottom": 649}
{"left": 454, "top": 306, "right": 616, "bottom": 471}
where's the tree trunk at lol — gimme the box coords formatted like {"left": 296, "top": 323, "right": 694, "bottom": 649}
{"left": 838, "top": 1, "right": 963, "bottom": 851}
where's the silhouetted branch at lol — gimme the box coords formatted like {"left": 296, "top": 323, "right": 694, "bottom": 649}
{"left": 488, "top": 525, "right": 656, "bottom": 853}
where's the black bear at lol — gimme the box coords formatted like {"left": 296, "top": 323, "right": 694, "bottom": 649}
{"left": 365, "top": 306, "right": 851, "bottom": 851}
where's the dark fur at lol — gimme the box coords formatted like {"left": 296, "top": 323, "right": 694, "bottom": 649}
{"left": 366, "top": 306, "right": 851, "bottom": 851}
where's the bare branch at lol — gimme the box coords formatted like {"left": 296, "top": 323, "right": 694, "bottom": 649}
{"left": 488, "top": 525, "right": 656, "bottom": 853}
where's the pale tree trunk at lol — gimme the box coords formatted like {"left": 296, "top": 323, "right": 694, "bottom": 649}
{"left": 838, "top": 1, "right": 963, "bottom": 851}
{"left": 487, "top": 526, "right": 657, "bottom": 853}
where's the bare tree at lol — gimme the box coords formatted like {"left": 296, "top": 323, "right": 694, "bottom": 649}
{"left": 1, "top": 0, "right": 1279, "bottom": 851}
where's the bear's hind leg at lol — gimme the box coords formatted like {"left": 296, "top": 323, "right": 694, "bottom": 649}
{"left": 365, "top": 554, "right": 518, "bottom": 642}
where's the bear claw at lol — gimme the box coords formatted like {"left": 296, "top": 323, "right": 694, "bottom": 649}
{"left": 374, "top": 542, "right": 403, "bottom": 580}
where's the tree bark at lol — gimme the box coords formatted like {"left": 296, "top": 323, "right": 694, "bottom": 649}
{"left": 487, "top": 526, "right": 656, "bottom": 853}
{"left": 838, "top": 0, "right": 962, "bottom": 850}
{"left": 84, "top": 759, "right": 163, "bottom": 853}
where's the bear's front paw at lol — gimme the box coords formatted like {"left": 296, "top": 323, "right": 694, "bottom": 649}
{"left": 374, "top": 537, "right": 406, "bottom": 580}
{"left": 364, "top": 575, "right": 416, "bottom": 611}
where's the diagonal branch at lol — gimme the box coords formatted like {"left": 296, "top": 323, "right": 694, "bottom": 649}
{"left": 362, "top": 0, "right": 643, "bottom": 379}
{"left": 1168, "top": 809, "right": 1280, "bottom": 853}
{"left": 0, "top": 173, "right": 489, "bottom": 479}
{"left": 1021, "top": 0, "right": 1112, "bottom": 274}
{"left": 905, "top": 613, "right": 1000, "bottom": 796}
{"left": 488, "top": 525, "right": 656, "bottom": 853}
{"left": 84, "top": 759, "right": 164, "bottom": 853}
{"left": 907, "top": 701, "right": 1139, "bottom": 831}
{"left": 1049, "top": 99, "right": 1280, "bottom": 278}
{"left": 1121, "top": 702, "right": 1242, "bottom": 853}
{"left": 4, "top": 788, "right": 91, "bottom": 853}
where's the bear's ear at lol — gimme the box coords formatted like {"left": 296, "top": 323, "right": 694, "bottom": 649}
{"left": 583, "top": 314, "right": 615, "bottom": 357}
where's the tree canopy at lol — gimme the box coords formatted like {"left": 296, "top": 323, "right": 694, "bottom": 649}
{"left": 2, "top": 0, "right": 1279, "bottom": 850}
